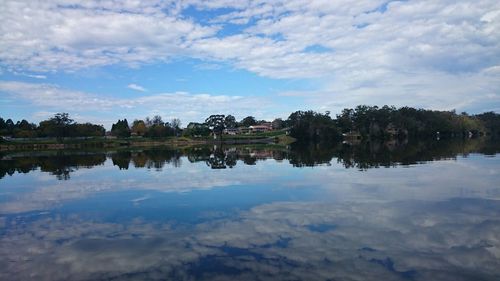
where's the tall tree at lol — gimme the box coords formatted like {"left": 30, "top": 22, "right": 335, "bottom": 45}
{"left": 50, "top": 113, "right": 74, "bottom": 126}
{"left": 39, "top": 113, "right": 75, "bottom": 141}
{"left": 111, "top": 119, "right": 131, "bottom": 137}
{"left": 224, "top": 115, "right": 236, "bottom": 128}
{"left": 171, "top": 118, "right": 182, "bottom": 136}
{"left": 205, "top": 115, "right": 225, "bottom": 138}
{"left": 131, "top": 120, "right": 147, "bottom": 136}
{"left": 240, "top": 116, "right": 257, "bottom": 127}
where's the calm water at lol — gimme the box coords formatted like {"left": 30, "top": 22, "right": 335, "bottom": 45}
{"left": 1, "top": 140, "right": 500, "bottom": 281}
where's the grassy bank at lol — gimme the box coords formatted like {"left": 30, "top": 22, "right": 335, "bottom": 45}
{"left": 0, "top": 133, "right": 295, "bottom": 151}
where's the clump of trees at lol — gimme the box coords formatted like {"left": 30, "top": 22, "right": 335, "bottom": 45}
{"left": 475, "top": 112, "right": 500, "bottom": 137}
{"left": 286, "top": 111, "right": 341, "bottom": 142}
{"left": 0, "top": 118, "right": 37, "bottom": 138}
{"left": 183, "top": 122, "right": 210, "bottom": 137}
{"left": 118, "top": 115, "right": 181, "bottom": 138}
{"left": 334, "top": 105, "right": 497, "bottom": 139}
{"left": 182, "top": 114, "right": 260, "bottom": 138}
{"left": 284, "top": 106, "right": 499, "bottom": 143}
{"left": 110, "top": 119, "right": 131, "bottom": 137}
{"left": 1, "top": 113, "right": 105, "bottom": 140}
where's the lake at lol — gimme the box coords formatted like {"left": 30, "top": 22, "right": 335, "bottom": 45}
{"left": 1, "top": 139, "right": 500, "bottom": 281}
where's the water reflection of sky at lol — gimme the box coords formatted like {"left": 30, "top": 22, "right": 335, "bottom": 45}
{"left": 0, "top": 150, "right": 499, "bottom": 280}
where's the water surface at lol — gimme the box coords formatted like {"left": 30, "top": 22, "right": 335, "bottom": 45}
{"left": 1, "top": 140, "right": 499, "bottom": 280}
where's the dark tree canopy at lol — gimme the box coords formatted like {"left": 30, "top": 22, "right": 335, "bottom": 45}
{"left": 111, "top": 119, "right": 131, "bottom": 137}
{"left": 240, "top": 116, "right": 257, "bottom": 127}
{"left": 0, "top": 113, "right": 104, "bottom": 139}
{"left": 224, "top": 115, "right": 237, "bottom": 128}
{"left": 205, "top": 115, "right": 226, "bottom": 135}
{"left": 50, "top": 113, "right": 74, "bottom": 126}
{"left": 183, "top": 122, "right": 210, "bottom": 137}
{"left": 287, "top": 110, "right": 340, "bottom": 143}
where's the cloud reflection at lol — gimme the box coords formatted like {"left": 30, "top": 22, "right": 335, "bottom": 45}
{"left": 1, "top": 199, "right": 500, "bottom": 280}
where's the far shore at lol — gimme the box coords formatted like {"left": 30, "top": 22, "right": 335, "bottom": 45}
{"left": 0, "top": 134, "right": 296, "bottom": 151}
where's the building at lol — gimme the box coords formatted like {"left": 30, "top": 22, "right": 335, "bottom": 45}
{"left": 249, "top": 124, "right": 272, "bottom": 133}
{"left": 224, "top": 128, "right": 239, "bottom": 135}
{"left": 238, "top": 127, "right": 251, "bottom": 134}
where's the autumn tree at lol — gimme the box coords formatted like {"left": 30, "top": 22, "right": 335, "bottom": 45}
{"left": 131, "top": 120, "right": 147, "bottom": 136}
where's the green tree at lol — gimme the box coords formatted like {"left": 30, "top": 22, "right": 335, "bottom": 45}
{"left": 205, "top": 115, "right": 225, "bottom": 138}
{"left": 38, "top": 113, "right": 75, "bottom": 141}
{"left": 183, "top": 122, "right": 210, "bottom": 137}
{"left": 287, "top": 110, "right": 340, "bottom": 142}
{"left": 224, "top": 115, "right": 236, "bottom": 128}
{"left": 111, "top": 119, "right": 131, "bottom": 137}
{"left": 240, "top": 116, "right": 257, "bottom": 127}
{"left": 271, "top": 118, "right": 284, "bottom": 130}
{"left": 171, "top": 118, "right": 181, "bottom": 136}
{"left": 51, "top": 113, "right": 74, "bottom": 126}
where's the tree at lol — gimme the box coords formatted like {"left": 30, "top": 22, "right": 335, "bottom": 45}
{"left": 111, "top": 119, "right": 131, "bottom": 137}
{"left": 183, "top": 122, "right": 210, "bottom": 137}
{"left": 240, "top": 116, "right": 257, "bottom": 127}
{"left": 171, "top": 118, "right": 181, "bottom": 129}
{"left": 0, "top": 118, "right": 6, "bottom": 135}
{"left": 143, "top": 115, "right": 175, "bottom": 138}
{"left": 50, "top": 113, "right": 74, "bottom": 126}
{"left": 171, "top": 118, "right": 181, "bottom": 136}
{"left": 272, "top": 118, "right": 284, "bottom": 130}
{"left": 287, "top": 110, "right": 340, "bottom": 142}
{"left": 205, "top": 115, "right": 225, "bottom": 138}
{"left": 151, "top": 115, "right": 164, "bottom": 126}
{"left": 224, "top": 115, "right": 236, "bottom": 128}
{"left": 475, "top": 112, "right": 500, "bottom": 136}
{"left": 5, "top": 119, "right": 15, "bottom": 133}
{"left": 13, "top": 119, "right": 37, "bottom": 138}
{"left": 70, "top": 123, "right": 105, "bottom": 137}
{"left": 131, "top": 120, "right": 147, "bottom": 136}
{"left": 38, "top": 113, "right": 75, "bottom": 141}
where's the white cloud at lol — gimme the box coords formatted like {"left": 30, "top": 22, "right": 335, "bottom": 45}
{"left": 12, "top": 72, "right": 47, "bottom": 79}
{"left": 0, "top": 0, "right": 217, "bottom": 72}
{"left": 279, "top": 68, "right": 500, "bottom": 114}
{"left": 127, "top": 83, "right": 147, "bottom": 92}
{"left": 0, "top": 0, "right": 499, "bottom": 112}
{"left": 1, "top": 0, "right": 499, "bottom": 78}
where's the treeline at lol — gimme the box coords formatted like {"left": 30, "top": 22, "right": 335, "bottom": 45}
{"left": 114, "top": 116, "right": 182, "bottom": 138}
{"left": 0, "top": 113, "right": 104, "bottom": 139}
{"left": 1, "top": 106, "right": 499, "bottom": 142}
{"left": 287, "top": 106, "right": 500, "bottom": 142}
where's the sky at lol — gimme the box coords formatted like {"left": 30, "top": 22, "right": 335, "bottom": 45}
{"left": 0, "top": 0, "right": 499, "bottom": 129}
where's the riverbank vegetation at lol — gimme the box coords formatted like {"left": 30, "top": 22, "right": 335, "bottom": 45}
{"left": 287, "top": 106, "right": 500, "bottom": 142}
{"left": 1, "top": 106, "right": 499, "bottom": 148}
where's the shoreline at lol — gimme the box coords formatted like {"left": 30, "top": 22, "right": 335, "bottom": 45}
{"left": 0, "top": 135, "right": 296, "bottom": 151}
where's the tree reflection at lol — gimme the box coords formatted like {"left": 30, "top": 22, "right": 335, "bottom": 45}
{"left": 0, "top": 151, "right": 106, "bottom": 180}
{"left": 1, "top": 138, "right": 499, "bottom": 179}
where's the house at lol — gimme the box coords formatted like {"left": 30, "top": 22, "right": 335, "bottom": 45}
{"left": 342, "top": 131, "right": 361, "bottom": 140}
{"left": 224, "top": 128, "right": 239, "bottom": 135}
{"left": 238, "top": 127, "right": 251, "bottom": 134}
{"left": 249, "top": 124, "right": 272, "bottom": 133}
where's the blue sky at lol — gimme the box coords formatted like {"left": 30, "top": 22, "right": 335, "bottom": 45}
{"left": 0, "top": 0, "right": 499, "bottom": 128}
